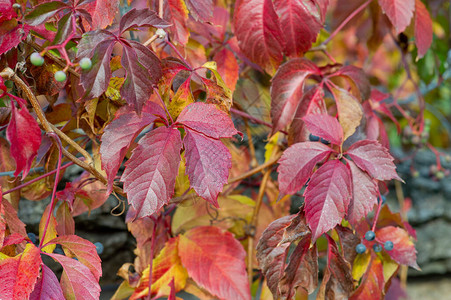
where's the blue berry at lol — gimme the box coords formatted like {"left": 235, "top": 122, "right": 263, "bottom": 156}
{"left": 373, "top": 244, "right": 382, "bottom": 252}
{"left": 309, "top": 133, "right": 320, "bottom": 142}
{"left": 79, "top": 57, "right": 92, "bottom": 70}
{"left": 356, "top": 243, "right": 366, "bottom": 254}
{"left": 384, "top": 241, "right": 394, "bottom": 251}
{"left": 27, "top": 232, "right": 37, "bottom": 244}
{"left": 365, "top": 230, "right": 375, "bottom": 241}
{"left": 94, "top": 242, "right": 104, "bottom": 255}
{"left": 379, "top": 195, "right": 386, "bottom": 204}
{"left": 320, "top": 138, "right": 330, "bottom": 145}
{"left": 53, "top": 246, "right": 64, "bottom": 255}
{"left": 30, "top": 52, "right": 44, "bottom": 66}
{"left": 73, "top": 257, "right": 78, "bottom": 261}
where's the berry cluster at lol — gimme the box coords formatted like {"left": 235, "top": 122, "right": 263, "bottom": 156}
{"left": 355, "top": 230, "right": 394, "bottom": 254}
{"left": 30, "top": 52, "right": 92, "bottom": 82}
{"left": 309, "top": 133, "right": 330, "bottom": 145}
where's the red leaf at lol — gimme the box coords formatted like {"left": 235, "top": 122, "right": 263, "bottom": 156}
{"left": 377, "top": 0, "right": 415, "bottom": 33}
{"left": 233, "top": 0, "right": 285, "bottom": 74}
{"left": 304, "top": 160, "right": 352, "bottom": 241}
{"left": 1, "top": 197, "right": 26, "bottom": 238}
{"left": 256, "top": 216, "right": 295, "bottom": 296}
{"left": 87, "top": 0, "right": 118, "bottom": 29}
{"left": 178, "top": 226, "right": 250, "bottom": 300}
{"left": 30, "top": 264, "right": 64, "bottom": 300}
{"left": 164, "top": 0, "right": 190, "bottom": 44}
{"left": 46, "top": 253, "right": 100, "bottom": 300}
{"left": 55, "top": 202, "right": 75, "bottom": 236}
{"left": 0, "top": 243, "right": 42, "bottom": 300}
{"left": 176, "top": 102, "right": 239, "bottom": 138}
{"left": 183, "top": 129, "right": 231, "bottom": 207}
{"left": 0, "top": 0, "right": 16, "bottom": 22}
{"left": 6, "top": 101, "right": 41, "bottom": 179}
{"left": 120, "top": 43, "right": 162, "bottom": 113}
{"left": 121, "top": 127, "right": 182, "bottom": 219}
{"left": 346, "top": 160, "right": 378, "bottom": 226}
{"left": 185, "top": 0, "right": 213, "bottom": 22}
{"left": 346, "top": 140, "right": 402, "bottom": 181}
{"left": 274, "top": 0, "right": 324, "bottom": 56}
{"left": 350, "top": 257, "right": 384, "bottom": 300}
{"left": 119, "top": 8, "right": 171, "bottom": 33}
{"left": 279, "top": 235, "right": 318, "bottom": 298}
{"left": 302, "top": 114, "right": 343, "bottom": 145}
{"left": 270, "top": 58, "right": 320, "bottom": 134}
{"left": 277, "top": 142, "right": 333, "bottom": 195}
{"left": 376, "top": 226, "right": 419, "bottom": 269}
{"left": 213, "top": 48, "right": 239, "bottom": 92}
{"left": 46, "top": 235, "right": 102, "bottom": 280}
{"left": 414, "top": 0, "right": 432, "bottom": 58}
{"left": 100, "top": 102, "right": 162, "bottom": 193}
{"left": 0, "top": 24, "right": 31, "bottom": 55}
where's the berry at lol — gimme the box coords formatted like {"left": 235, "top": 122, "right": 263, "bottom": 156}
{"left": 436, "top": 171, "right": 445, "bottom": 180}
{"left": 320, "top": 138, "right": 330, "bottom": 145}
{"left": 53, "top": 246, "right": 64, "bottom": 255}
{"left": 379, "top": 195, "right": 386, "bottom": 204}
{"left": 30, "top": 52, "right": 44, "bottom": 66}
{"left": 309, "top": 133, "right": 320, "bottom": 142}
{"left": 79, "top": 57, "right": 92, "bottom": 70}
{"left": 373, "top": 244, "right": 382, "bottom": 252}
{"left": 94, "top": 242, "right": 104, "bottom": 255}
{"left": 365, "top": 230, "right": 375, "bottom": 241}
{"left": 356, "top": 243, "right": 366, "bottom": 254}
{"left": 54, "top": 71, "right": 66, "bottom": 82}
{"left": 384, "top": 241, "right": 394, "bottom": 251}
{"left": 27, "top": 232, "right": 37, "bottom": 244}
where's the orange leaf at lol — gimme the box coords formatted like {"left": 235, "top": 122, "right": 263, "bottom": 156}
{"left": 214, "top": 48, "right": 239, "bottom": 93}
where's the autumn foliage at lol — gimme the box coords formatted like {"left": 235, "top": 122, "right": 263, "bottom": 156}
{"left": 0, "top": 0, "right": 435, "bottom": 299}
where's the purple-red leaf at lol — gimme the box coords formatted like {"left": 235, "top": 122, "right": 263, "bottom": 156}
{"left": 377, "top": 0, "right": 415, "bottom": 34}
{"left": 304, "top": 160, "right": 352, "bottom": 241}
{"left": 46, "top": 235, "right": 102, "bottom": 280}
{"left": 7, "top": 101, "right": 42, "bottom": 179}
{"left": 0, "top": 24, "right": 30, "bottom": 55}
{"left": 121, "top": 126, "right": 182, "bottom": 219}
{"left": 77, "top": 30, "right": 116, "bottom": 59}
{"left": 270, "top": 58, "right": 320, "bottom": 134}
{"left": 119, "top": 8, "right": 171, "bottom": 33}
{"left": 80, "top": 39, "right": 115, "bottom": 99}
{"left": 185, "top": 0, "right": 213, "bottom": 22}
{"left": 183, "top": 129, "right": 232, "bottom": 207}
{"left": 414, "top": 0, "right": 433, "bottom": 59}
{"left": 303, "top": 114, "right": 343, "bottom": 146}
{"left": 274, "top": 0, "right": 324, "bottom": 56}
{"left": 233, "top": 0, "right": 285, "bottom": 74}
{"left": 0, "top": 244, "right": 42, "bottom": 300}
{"left": 24, "top": 1, "right": 68, "bottom": 26}
{"left": 331, "top": 65, "right": 371, "bottom": 100}
{"left": 178, "top": 226, "right": 250, "bottom": 300}
{"left": 30, "top": 264, "right": 64, "bottom": 300}
{"left": 46, "top": 253, "right": 100, "bottom": 300}
{"left": 164, "top": 0, "right": 190, "bottom": 44}
{"left": 346, "top": 139, "right": 402, "bottom": 181}
{"left": 176, "top": 102, "right": 239, "bottom": 138}
{"left": 278, "top": 142, "right": 333, "bottom": 195}
{"left": 279, "top": 235, "right": 318, "bottom": 298}
{"left": 346, "top": 160, "right": 378, "bottom": 226}
{"left": 256, "top": 215, "right": 295, "bottom": 297}
{"left": 101, "top": 102, "right": 163, "bottom": 193}
{"left": 120, "top": 43, "right": 161, "bottom": 113}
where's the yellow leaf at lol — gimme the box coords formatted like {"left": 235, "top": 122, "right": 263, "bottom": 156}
{"left": 265, "top": 132, "right": 280, "bottom": 163}
{"left": 111, "top": 281, "right": 134, "bottom": 300}
{"left": 352, "top": 251, "right": 371, "bottom": 281}
{"left": 39, "top": 204, "right": 57, "bottom": 253}
{"left": 168, "top": 77, "right": 194, "bottom": 119}
{"left": 380, "top": 251, "right": 399, "bottom": 283}
{"left": 331, "top": 86, "right": 363, "bottom": 142}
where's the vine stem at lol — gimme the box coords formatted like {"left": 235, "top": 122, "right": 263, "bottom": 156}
{"left": 394, "top": 180, "right": 408, "bottom": 288}
{"left": 247, "top": 146, "right": 279, "bottom": 284}
{"left": 147, "top": 217, "right": 158, "bottom": 300}
{"left": 321, "top": 0, "right": 372, "bottom": 46}
{"left": 165, "top": 40, "right": 193, "bottom": 71}
{"left": 371, "top": 187, "right": 383, "bottom": 232}
{"left": 38, "top": 132, "right": 63, "bottom": 249}
{"left": 3, "top": 161, "right": 75, "bottom": 196}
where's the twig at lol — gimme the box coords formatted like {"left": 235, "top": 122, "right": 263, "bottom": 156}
{"left": 143, "top": 33, "right": 159, "bottom": 47}
{"left": 227, "top": 152, "right": 282, "bottom": 185}
{"left": 395, "top": 180, "right": 408, "bottom": 289}
{"left": 321, "top": 0, "right": 372, "bottom": 46}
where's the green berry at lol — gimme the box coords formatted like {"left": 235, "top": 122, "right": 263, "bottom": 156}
{"left": 30, "top": 52, "right": 44, "bottom": 66}
{"left": 79, "top": 57, "right": 92, "bottom": 70}
{"left": 54, "top": 71, "right": 66, "bottom": 82}
{"left": 365, "top": 231, "right": 375, "bottom": 241}
{"left": 436, "top": 171, "right": 445, "bottom": 180}
{"left": 373, "top": 244, "right": 382, "bottom": 252}
{"left": 384, "top": 241, "right": 394, "bottom": 251}
{"left": 356, "top": 243, "right": 366, "bottom": 254}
